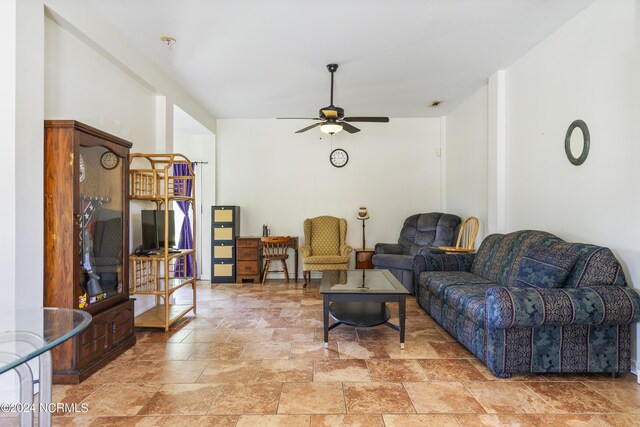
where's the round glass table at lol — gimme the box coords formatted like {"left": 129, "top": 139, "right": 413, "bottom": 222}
{"left": 0, "top": 308, "right": 91, "bottom": 426}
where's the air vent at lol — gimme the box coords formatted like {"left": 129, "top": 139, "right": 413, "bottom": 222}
{"left": 429, "top": 100, "right": 443, "bottom": 108}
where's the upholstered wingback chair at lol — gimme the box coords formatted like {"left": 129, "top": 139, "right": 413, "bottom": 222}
{"left": 300, "top": 216, "right": 353, "bottom": 287}
{"left": 372, "top": 212, "right": 461, "bottom": 293}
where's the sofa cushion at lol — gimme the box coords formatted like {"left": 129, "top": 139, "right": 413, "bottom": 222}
{"left": 442, "top": 284, "right": 499, "bottom": 327}
{"left": 302, "top": 255, "right": 349, "bottom": 264}
{"left": 471, "top": 230, "right": 563, "bottom": 286}
{"left": 372, "top": 253, "right": 414, "bottom": 270}
{"left": 545, "top": 242, "right": 627, "bottom": 288}
{"left": 420, "top": 271, "right": 494, "bottom": 300}
{"left": 513, "top": 247, "right": 580, "bottom": 289}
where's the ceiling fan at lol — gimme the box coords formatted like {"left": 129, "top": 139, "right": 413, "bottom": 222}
{"left": 278, "top": 64, "right": 389, "bottom": 135}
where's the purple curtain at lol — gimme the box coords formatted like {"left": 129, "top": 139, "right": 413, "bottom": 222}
{"left": 173, "top": 163, "right": 195, "bottom": 277}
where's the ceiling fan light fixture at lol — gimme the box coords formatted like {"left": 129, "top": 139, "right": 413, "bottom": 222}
{"left": 320, "top": 123, "right": 343, "bottom": 135}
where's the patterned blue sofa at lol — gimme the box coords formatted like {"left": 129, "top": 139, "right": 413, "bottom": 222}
{"left": 415, "top": 230, "right": 640, "bottom": 378}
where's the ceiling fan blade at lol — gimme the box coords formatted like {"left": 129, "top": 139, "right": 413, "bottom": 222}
{"left": 340, "top": 122, "right": 361, "bottom": 134}
{"left": 321, "top": 109, "right": 338, "bottom": 118}
{"left": 343, "top": 117, "right": 390, "bottom": 123}
{"left": 278, "top": 117, "right": 322, "bottom": 120}
{"left": 295, "top": 122, "right": 324, "bottom": 133}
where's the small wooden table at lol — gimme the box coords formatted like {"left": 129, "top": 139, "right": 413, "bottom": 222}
{"left": 355, "top": 248, "right": 375, "bottom": 269}
{"left": 236, "top": 236, "right": 299, "bottom": 283}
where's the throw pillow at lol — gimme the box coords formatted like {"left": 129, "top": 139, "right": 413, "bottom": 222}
{"left": 514, "top": 247, "right": 579, "bottom": 289}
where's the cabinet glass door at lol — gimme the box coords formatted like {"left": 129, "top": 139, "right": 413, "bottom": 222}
{"left": 78, "top": 145, "right": 124, "bottom": 308}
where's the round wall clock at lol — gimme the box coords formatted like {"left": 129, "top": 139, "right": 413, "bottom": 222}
{"left": 100, "top": 151, "right": 119, "bottom": 170}
{"left": 330, "top": 148, "right": 349, "bottom": 168}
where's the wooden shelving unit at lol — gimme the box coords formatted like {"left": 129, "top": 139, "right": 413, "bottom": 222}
{"left": 129, "top": 153, "right": 197, "bottom": 331}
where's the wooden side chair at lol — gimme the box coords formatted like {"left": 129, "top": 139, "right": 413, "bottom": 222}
{"left": 437, "top": 216, "right": 479, "bottom": 254}
{"left": 261, "top": 236, "right": 290, "bottom": 285}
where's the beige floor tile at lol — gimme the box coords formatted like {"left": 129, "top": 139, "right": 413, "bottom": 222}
{"left": 80, "top": 384, "right": 160, "bottom": 416}
{"left": 600, "top": 413, "right": 640, "bottom": 426}
{"left": 188, "top": 342, "right": 245, "bottom": 360}
{"left": 236, "top": 415, "right": 310, "bottom": 427}
{"left": 403, "top": 381, "right": 485, "bottom": 414}
{"left": 366, "top": 359, "right": 428, "bottom": 382}
{"left": 465, "top": 381, "right": 555, "bottom": 413}
{"left": 278, "top": 382, "right": 346, "bottom": 414}
{"left": 523, "top": 413, "right": 612, "bottom": 426}
{"left": 138, "top": 384, "right": 224, "bottom": 415}
{"left": 139, "top": 360, "right": 209, "bottom": 384}
{"left": 314, "top": 359, "right": 371, "bottom": 382}
{"left": 256, "top": 359, "right": 314, "bottom": 382}
{"left": 338, "top": 341, "right": 390, "bottom": 359}
{"left": 137, "top": 343, "right": 200, "bottom": 361}
{"left": 418, "top": 359, "right": 486, "bottom": 381}
{"left": 159, "top": 415, "right": 239, "bottom": 426}
{"left": 311, "top": 414, "right": 385, "bottom": 427}
{"left": 226, "top": 328, "right": 275, "bottom": 342}
{"left": 583, "top": 380, "right": 640, "bottom": 412}
{"left": 525, "top": 382, "right": 623, "bottom": 413}
{"left": 208, "top": 383, "right": 282, "bottom": 415}
{"left": 83, "top": 360, "right": 157, "bottom": 384}
{"left": 52, "top": 384, "right": 102, "bottom": 405}
{"left": 271, "top": 328, "right": 316, "bottom": 342}
{"left": 455, "top": 414, "right": 536, "bottom": 427}
{"left": 429, "top": 341, "right": 474, "bottom": 358}
{"left": 64, "top": 416, "right": 167, "bottom": 426}
{"left": 290, "top": 342, "right": 340, "bottom": 359}
{"left": 181, "top": 330, "right": 232, "bottom": 343}
{"left": 196, "top": 360, "right": 260, "bottom": 383}
{"left": 382, "top": 414, "right": 460, "bottom": 427}
{"left": 343, "top": 382, "right": 415, "bottom": 414}
{"left": 241, "top": 341, "right": 291, "bottom": 359}
{"left": 382, "top": 341, "right": 438, "bottom": 359}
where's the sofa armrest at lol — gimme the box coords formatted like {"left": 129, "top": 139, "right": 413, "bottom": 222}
{"left": 374, "top": 243, "right": 403, "bottom": 255}
{"left": 485, "top": 286, "right": 640, "bottom": 329}
{"left": 299, "top": 245, "right": 311, "bottom": 257}
{"left": 340, "top": 245, "right": 353, "bottom": 257}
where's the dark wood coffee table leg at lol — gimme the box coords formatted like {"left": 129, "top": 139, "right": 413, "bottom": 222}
{"left": 399, "top": 295, "right": 406, "bottom": 349}
{"left": 323, "top": 294, "right": 330, "bottom": 348}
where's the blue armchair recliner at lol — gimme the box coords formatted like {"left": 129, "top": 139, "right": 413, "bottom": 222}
{"left": 372, "top": 212, "right": 461, "bottom": 293}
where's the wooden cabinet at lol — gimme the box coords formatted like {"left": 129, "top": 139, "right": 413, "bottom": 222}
{"left": 44, "top": 120, "right": 135, "bottom": 384}
{"left": 211, "top": 206, "right": 240, "bottom": 283}
{"left": 355, "top": 249, "right": 376, "bottom": 269}
{"left": 236, "top": 237, "right": 262, "bottom": 283}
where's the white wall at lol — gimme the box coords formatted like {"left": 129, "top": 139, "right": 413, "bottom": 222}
{"left": 506, "top": 0, "right": 640, "bottom": 370}
{"left": 216, "top": 118, "right": 442, "bottom": 276}
{"left": 445, "top": 0, "right": 640, "bottom": 370}
{"left": 45, "top": 17, "right": 158, "bottom": 313}
{"left": 1, "top": 0, "right": 45, "bottom": 404}
{"left": 445, "top": 85, "right": 489, "bottom": 242}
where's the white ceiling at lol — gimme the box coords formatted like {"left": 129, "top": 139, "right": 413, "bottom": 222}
{"left": 87, "top": 0, "right": 594, "bottom": 119}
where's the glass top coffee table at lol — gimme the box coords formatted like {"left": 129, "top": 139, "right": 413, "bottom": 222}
{"left": 320, "top": 269, "right": 410, "bottom": 348}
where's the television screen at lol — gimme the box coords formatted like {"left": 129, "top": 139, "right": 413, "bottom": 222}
{"left": 141, "top": 210, "right": 176, "bottom": 251}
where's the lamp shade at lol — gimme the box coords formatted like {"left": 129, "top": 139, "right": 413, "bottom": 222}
{"left": 357, "top": 206, "right": 369, "bottom": 220}
{"left": 320, "top": 123, "right": 343, "bottom": 135}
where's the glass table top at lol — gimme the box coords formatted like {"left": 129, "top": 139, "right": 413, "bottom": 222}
{"left": 320, "top": 270, "right": 409, "bottom": 294}
{"left": 0, "top": 308, "right": 91, "bottom": 374}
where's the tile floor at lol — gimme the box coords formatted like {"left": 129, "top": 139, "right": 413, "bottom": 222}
{"left": 4, "top": 280, "right": 640, "bottom": 426}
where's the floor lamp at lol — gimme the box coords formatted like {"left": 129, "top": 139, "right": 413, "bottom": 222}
{"left": 357, "top": 207, "right": 369, "bottom": 249}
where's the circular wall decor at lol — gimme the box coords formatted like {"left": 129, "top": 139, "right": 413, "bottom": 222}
{"left": 100, "top": 151, "right": 120, "bottom": 170}
{"left": 564, "top": 119, "right": 590, "bottom": 166}
{"left": 330, "top": 148, "right": 349, "bottom": 168}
